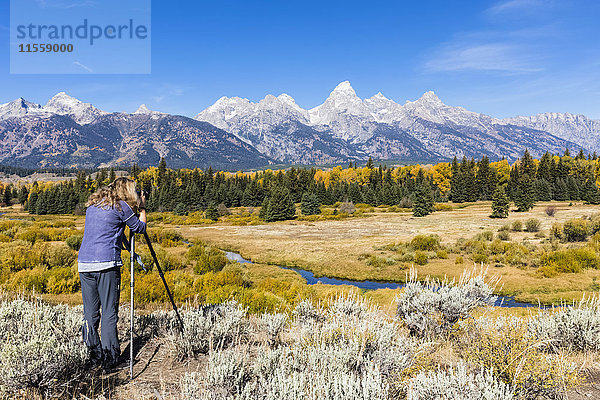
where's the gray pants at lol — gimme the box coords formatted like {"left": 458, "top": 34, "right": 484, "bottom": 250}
{"left": 79, "top": 266, "right": 121, "bottom": 366}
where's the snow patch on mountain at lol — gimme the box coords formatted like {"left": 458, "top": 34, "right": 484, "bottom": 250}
{"left": 504, "top": 113, "right": 600, "bottom": 152}
{"left": 0, "top": 98, "right": 45, "bottom": 119}
{"left": 44, "top": 92, "right": 107, "bottom": 124}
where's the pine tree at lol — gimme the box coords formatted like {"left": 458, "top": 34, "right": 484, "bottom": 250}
{"left": 27, "top": 191, "right": 38, "bottom": 214}
{"left": 412, "top": 171, "right": 434, "bottom": 217}
{"left": 366, "top": 157, "right": 374, "bottom": 169}
{"left": 174, "top": 202, "right": 187, "bottom": 216}
{"left": 301, "top": 192, "right": 321, "bottom": 215}
{"left": 490, "top": 186, "right": 510, "bottom": 218}
{"left": 158, "top": 157, "right": 167, "bottom": 187}
{"left": 476, "top": 156, "right": 494, "bottom": 200}
{"left": 205, "top": 202, "right": 219, "bottom": 221}
{"left": 130, "top": 163, "right": 142, "bottom": 180}
{"left": 18, "top": 186, "right": 29, "bottom": 205}
{"left": 264, "top": 187, "right": 296, "bottom": 222}
{"left": 583, "top": 178, "right": 600, "bottom": 204}
{"left": 449, "top": 157, "right": 462, "bottom": 202}
{"left": 2, "top": 186, "right": 12, "bottom": 206}
{"left": 259, "top": 197, "right": 270, "bottom": 220}
{"left": 108, "top": 167, "right": 116, "bottom": 183}
{"left": 513, "top": 150, "right": 536, "bottom": 212}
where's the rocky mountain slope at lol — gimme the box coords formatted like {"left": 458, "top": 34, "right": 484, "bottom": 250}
{"left": 196, "top": 81, "right": 590, "bottom": 163}
{"left": 0, "top": 97, "right": 270, "bottom": 169}
{"left": 0, "top": 84, "right": 596, "bottom": 169}
{"left": 505, "top": 112, "right": 600, "bottom": 153}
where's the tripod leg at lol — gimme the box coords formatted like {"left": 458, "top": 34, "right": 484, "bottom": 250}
{"left": 130, "top": 232, "right": 135, "bottom": 379}
{"left": 143, "top": 232, "right": 184, "bottom": 333}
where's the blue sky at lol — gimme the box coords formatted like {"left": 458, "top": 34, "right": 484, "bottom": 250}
{"left": 1, "top": 0, "right": 599, "bottom": 119}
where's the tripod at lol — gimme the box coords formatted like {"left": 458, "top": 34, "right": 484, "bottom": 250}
{"left": 128, "top": 230, "right": 184, "bottom": 379}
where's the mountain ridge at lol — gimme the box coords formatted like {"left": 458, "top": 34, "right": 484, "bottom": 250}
{"left": 0, "top": 83, "right": 596, "bottom": 169}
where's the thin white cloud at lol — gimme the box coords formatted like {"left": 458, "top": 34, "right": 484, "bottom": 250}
{"left": 487, "top": 0, "right": 549, "bottom": 15}
{"left": 35, "top": 0, "right": 98, "bottom": 9}
{"left": 73, "top": 61, "right": 93, "bottom": 73}
{"left": 424, "top": 42, "right": 543, "bottom": 73}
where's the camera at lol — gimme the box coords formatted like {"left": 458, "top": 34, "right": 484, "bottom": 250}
{"left": 136, "top": 189, "right": 149, "bottom": 199}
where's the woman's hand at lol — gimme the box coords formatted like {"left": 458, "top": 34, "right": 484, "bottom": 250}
{"left": 138, "top": 193, "right": 147, "bottom": 224}
{"left": 139, "top": 193, "right": 147, "bottom": 210}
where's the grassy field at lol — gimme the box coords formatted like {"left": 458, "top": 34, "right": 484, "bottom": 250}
{"left": 2, "top": 200, "right": 600, "bottom": 306}
{"left": 172, "top": 201, "right": 600, "bottom": 305}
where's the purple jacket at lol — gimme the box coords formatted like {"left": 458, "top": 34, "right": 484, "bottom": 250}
{"left": 78, "top": 200, "right": 146, "bottom": 267}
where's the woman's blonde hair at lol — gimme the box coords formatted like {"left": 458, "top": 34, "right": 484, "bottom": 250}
{"left": 86, "top": 177, "right": 140, "bottom": 212}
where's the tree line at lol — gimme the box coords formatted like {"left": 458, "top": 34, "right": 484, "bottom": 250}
{"left": 2, "top": 149, "right": 599, "bottom": 220}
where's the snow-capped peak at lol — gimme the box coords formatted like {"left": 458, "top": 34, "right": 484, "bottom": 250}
{"left": 134, "top": 104, "right": 154, "bottom": 114}
{"left": 330, "top": 80, "right": 355, "bottom": 95}
{"left": 412, "top": 91, "right": 443, "bottom": 107}
{"left": 46, "top": 92, "right": 83, "bottom": 108}
{"left": 371, "top": 92, "right": 388, "bottom": 101}
{"left": 277, "top": 93, "right": 296, "bottom": 105}
{"left": 0, "top": 97, "right": 45, "bottom": 119}
{"left": 44, "top": 92, "right": 106, "bottom": 124}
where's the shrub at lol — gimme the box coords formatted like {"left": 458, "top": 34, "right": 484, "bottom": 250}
{"left": 563, "top": 219, "right": 589, "bottom": 242}
{"left": 496, "top": 230, "right": 510, "bottom": 241}
{"left": 590, "top": 214, "right": 600, "bottom": 234}
{"left": 217, "top": 203, "right": 231, "bottom": 217}
{"left": 0, "top": 298, "right": 88, "bottom": 398}
{"left": 367, "top": 255, "right": 396, "bottom": 268}
{"left": 524, "top": 218, "right": 540, "bottom": 232}
{"left": 545, "top": 206, "right": 557, "bottom": 217}
{"left": 46, "top": 267, "right": 80, "bottom": 294}
{"left": 258, "top": 313, "right": 288, "bottom": 344}
{"left": 434, "top": 203, "right": 453, "bottom": 212}
{"left": 455, "top": 256, "right": 464, "bottom": 264}
{"left": 293, "top": 300, "right": 324, "bottom": 325}
{"left": 168, "top": 301, "right": 248, "bottom": 360}
{"left": 399, "top": 197, "right": 413, "bottom": 208}
{"left": 540, "top": 247, "right": 600, "bottom": 276}
{"left": 181, "top": 296, "right": 419, "bottom": 400}
{"left": 410, "top": 234, "right": 440, "bottom": 251}
{"left": 510, "top": 220, "right": 522, "bottom": 232}
{"left": 47, "top": 244, "right": 77, "bottom": 269}
{"left": 414, "top": 251, "right": 428, "bottom": 265}
{"left": 395, "top": 268, "right": 498, "bottom": 337}
{"left": 339, "top": 201, "right": 356, "bottom": 214}
{"left": 528, "top": 295, "right": 600, "bottom": 351}
{"left": 474, "top": 230, "right": 494, "bottom": 241}
{"left": 550, "top": 223, "right": 563, "bottom": 241}
{"left": 4, "top": 268, "right": 49, "bottom": 293}
{"left": 435, "top": 249, "right": 448, "bottom": 259}
{"left": 65, "top": 234, "right": 83, "bottom": 251}
{"left": 456, "top": 317, "right": 580, "bottom": 399}
{"left": 147, "top": 228, "right": 184, "bottom": 247}
{"left": 188, "top": 243, "right": 228, "bottom": 274}
{"left": 472, "top": 252, "right": 488, "bottom": 264}
{"left": 182, "top": 349, "right": 251, "bottom": 399}
{"left": 498, "top": 224, "right": 510, "bottom": 232}
{"left": 407, "top": 364, "right": 514, "bottom": 400}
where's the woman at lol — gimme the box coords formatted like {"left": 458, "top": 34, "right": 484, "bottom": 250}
{"left": 78, "top": 177, "right": 147, "bottom": 370}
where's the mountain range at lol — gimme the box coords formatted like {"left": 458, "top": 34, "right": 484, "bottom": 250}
{"left": 0, "top": 82, "right": 598, "bottom": 169}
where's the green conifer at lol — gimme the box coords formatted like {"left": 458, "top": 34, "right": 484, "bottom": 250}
{"left": 264, "top": 187, "right": 296, "bottom": 222}
{"left": 301, "top": 192, "right": 321, "bottom": 215}
{"left": 205, "top": 202, "right": 219, "bottom": 221}
{"left": 490, "top": 186, "right": 510, "bottom": 218}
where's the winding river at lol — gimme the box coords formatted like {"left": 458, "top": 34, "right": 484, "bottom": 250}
{"left": 224, "top": 251, "right": 538, "bottom": 308}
